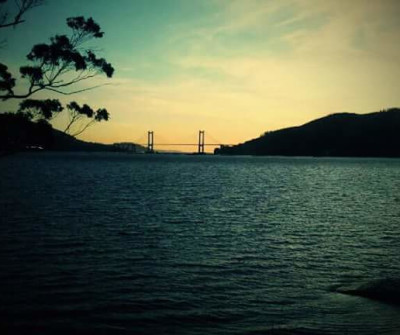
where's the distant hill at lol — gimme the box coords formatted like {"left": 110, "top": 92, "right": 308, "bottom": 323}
{"left": 216, "top": 108, "right": 400, "bottom": 157}
{"left": 0, "top": 113, "right": 144, "bottom": 153}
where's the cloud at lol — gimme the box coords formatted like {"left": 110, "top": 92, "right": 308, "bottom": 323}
{"left": 166, "top": 0, "right": 400, "bottom": 105}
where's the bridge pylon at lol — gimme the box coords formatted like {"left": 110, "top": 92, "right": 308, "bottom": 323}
{"left": 147, "top": 131, "right": 154, "bottom": 153}
{"left": 198, "top": 130, "right": 205, "bottom": 154}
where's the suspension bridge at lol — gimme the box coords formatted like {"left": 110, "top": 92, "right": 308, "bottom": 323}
{"left": 135, "top": 130, "right": 233, "bottom": 154}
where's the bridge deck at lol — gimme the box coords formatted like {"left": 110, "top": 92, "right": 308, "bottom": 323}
{"left": 139, "top": 143, "right": 232, "bottom": 146}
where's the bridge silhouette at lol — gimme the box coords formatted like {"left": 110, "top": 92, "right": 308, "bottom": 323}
{"left": 138, "top": 130, "right": 233, "bottom": 154}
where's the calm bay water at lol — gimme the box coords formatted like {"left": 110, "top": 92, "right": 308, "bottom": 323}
{"left": 1, "top": 152, "right": 399, "bottom": 334}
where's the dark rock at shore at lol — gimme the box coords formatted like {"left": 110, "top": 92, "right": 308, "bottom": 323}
{"left": 335, "top": 278, "right": 400, "bottom": 306}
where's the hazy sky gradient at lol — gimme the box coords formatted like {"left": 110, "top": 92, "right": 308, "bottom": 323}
{"left": 2, "top": 0, "right": 400, "bottom": 150}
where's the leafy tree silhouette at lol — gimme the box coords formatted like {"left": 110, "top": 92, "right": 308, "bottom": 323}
{"left": 0, "top": 1, "right": 114, "bottom": 137}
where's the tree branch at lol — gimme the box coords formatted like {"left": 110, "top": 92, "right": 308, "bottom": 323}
{"left": 70, "top": 119, "right": 96, "bottom": 137}
{"left": 0, "top": 0, "right": 43, "bottom": 29}
{"left": 44, "top": 84, "right": 108, "bottom": 95}
{"left": 0, "top": 18, "right": 25, "bottom": 28}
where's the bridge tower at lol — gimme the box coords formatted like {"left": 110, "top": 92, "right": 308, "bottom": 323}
{"left": 147, "top": 131, "right": 154, "bottom": 153}
{"left": 198, "top": 130, "right": 205, "bottom": 154}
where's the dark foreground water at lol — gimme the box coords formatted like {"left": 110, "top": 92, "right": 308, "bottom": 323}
{"left": 1, "top": 153, "right": 400, "bottom": 334}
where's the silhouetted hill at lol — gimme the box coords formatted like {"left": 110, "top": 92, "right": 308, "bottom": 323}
{"left": 1, "top": 113, "right": 54, "bottom": 152}
{"left": 216, "top": 108, "right": 400, "bottom": 157}
{"left": 0, "top": 113, "right": 142, "bottom": 153}
{"left": 50, "top": 128, "right": 115, "bottom": 151}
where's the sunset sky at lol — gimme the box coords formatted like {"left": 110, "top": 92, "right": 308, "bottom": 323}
{"left": 2, "top": 0, "right": 400, "bottom": 151}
